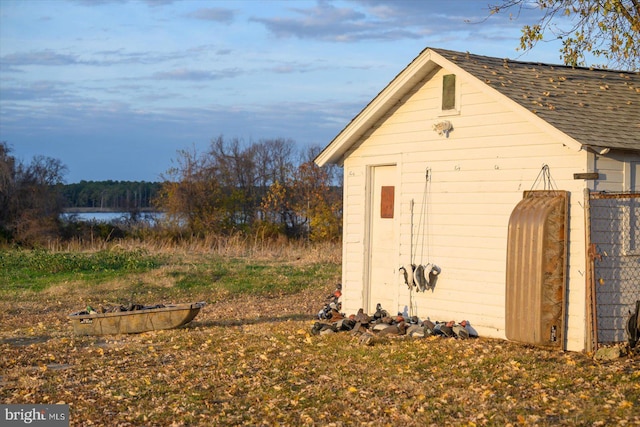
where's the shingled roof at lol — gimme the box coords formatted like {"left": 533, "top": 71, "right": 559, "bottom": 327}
{"left": 316, "top": 47, "right": 639, "bottom": 167}
{"left": 432, "top": 48, "right": 640, "bottom": 153}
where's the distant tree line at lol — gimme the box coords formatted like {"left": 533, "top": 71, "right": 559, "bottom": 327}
{"left": 61, "top": 181, "right": 162, "bottom": 210}
{"left": 0, "top": 138, "right": 343, "bottom": 246}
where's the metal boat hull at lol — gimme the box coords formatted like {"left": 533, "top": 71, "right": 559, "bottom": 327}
{"left": 68, "top": 302, "right": 205, "bottom": 335}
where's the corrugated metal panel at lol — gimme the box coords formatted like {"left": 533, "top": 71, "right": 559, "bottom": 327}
{"left": 505, "top": 191, "right": 568, "bottom": 348}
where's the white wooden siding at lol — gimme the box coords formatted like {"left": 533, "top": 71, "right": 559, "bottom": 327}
{"left": 593, "top": 152, "right": 640, "bottom": 192}
{"left": 340, "top": 67, "right": 593, "bottom": 350}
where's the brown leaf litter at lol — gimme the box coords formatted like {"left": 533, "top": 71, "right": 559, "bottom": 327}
{"left": 1, "top": 284, "right": 638, "bottom": 426}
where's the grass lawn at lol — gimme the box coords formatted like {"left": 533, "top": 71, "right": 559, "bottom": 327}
{"left": 1, "top": 245, "right": 638, "bottom": 426}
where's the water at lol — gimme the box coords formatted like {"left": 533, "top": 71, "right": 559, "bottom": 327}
{"left": 61, "top": 211, "right": 163, "bottom": 223}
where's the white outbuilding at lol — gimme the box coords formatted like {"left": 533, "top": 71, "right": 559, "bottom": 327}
{"left": 315, "top": 47, "right": 640, "bottom": 352}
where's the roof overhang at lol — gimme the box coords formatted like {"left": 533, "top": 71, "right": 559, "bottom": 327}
{"left": 315, "top": 48, "right": 439, "bottom": 166}
{"left": 315, "top": 48, "right": 586, "bottom": 167}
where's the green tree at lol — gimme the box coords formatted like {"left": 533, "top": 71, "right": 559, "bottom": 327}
{"left": 490, "top": 0, "right": 640, "bottom": 70}
{"left": 60, "top": 180, "right": 160, "bottom": 211}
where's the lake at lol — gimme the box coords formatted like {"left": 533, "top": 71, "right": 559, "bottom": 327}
{"left": 61, "top": 211, "right": 163, "bottom": 223}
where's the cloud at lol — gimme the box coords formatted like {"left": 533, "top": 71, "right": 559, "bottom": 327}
{"left": 251, "top": 0, "right": 422, "bottom": 42}
{"left": 350, "top": 0, "right": 491, "bottom": 22}
{"left": 0, "top": 80, "right": 70, "bottom": 101}
{"left": 68, "top": 0, "right": 127, "bottom": 5}
{"left": 1, "top": 50, "right": 81, "bottom": 67}
{"left": 251, "top": 0, "right": 535, "bottom": 44}
{"left": 263, "top": 58, "right": 333, "bottom": 74}
{"left": 186, "top": 8, "right": 236, "bottom": 23}
{"left": 69, "top": 0, "right": 176, "bottom": 7}
{"left": 142, "top": 0, "right": 176, "bottom": 7}
{"left": 1, "top": 0, "right": 565, "bottom": 183}
{"left": 2, "top": 96, "right": 351, "bottom": 181}
{"left": 151, "top": 68, "right": 243, "bottom": 81}
{"left": 0, "top": 45, "right": 221, "bottom": 70}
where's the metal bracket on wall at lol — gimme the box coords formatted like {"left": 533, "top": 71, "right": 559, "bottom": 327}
{"left": 588, "top": 243, "right": 603, "bottom": 261}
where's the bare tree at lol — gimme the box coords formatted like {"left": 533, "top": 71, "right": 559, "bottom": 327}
{"left": 0, "top": 142, "right": 16, "bottom": 238}
{"left": 254, "top": 138, "right": 294, "bottom": 190}
{"left": 260, "top": 145, "right": 342, "bottom": 240}
{"left": 0, "top": 142, "right": 68, "bottom": 245}
{"left": 156, "top": 138, "right": 343, "bottom": 240}
{"left": 156, "top": 145, "right": 224, "bottom": 235}
{"left": 208, "top": 136, "right": 260, "bottom": 231}
{"left": 253, "top": 138, "right": 295, "bottom": 224}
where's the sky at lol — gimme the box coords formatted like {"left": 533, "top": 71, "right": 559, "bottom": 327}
{"left": 0, "top": 0, "right": 570, "bottom": 183}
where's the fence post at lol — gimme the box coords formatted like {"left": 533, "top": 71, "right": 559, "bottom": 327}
{"left": 584, "top": 188, "right": 598, "bottom": 352}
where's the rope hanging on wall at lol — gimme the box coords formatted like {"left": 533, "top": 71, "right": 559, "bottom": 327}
{"left": 399, "top": 199, "right": 416, "bottom": 289}
{"left": 529, "top": 164, "right": 559, "bottom": 194}
{"left": 413, "top": 169, "right": 430, "bottom": 291}
{"left": 400, "top": 168, "right": 441, "bottom": 294}
{"left": 404, "top": 199, "right": 418, "bottom": 316}
{"left": 418, "top": 168, "right": 441, "bottom": 292}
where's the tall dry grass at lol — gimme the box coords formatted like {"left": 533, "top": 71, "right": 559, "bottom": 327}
{"left": 44, "top": 234, "right": 342, "bottom": 265}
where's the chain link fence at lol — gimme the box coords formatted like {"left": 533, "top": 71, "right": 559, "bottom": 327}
{"left": 589, "top": 192, "right": 640, "bottom": 344}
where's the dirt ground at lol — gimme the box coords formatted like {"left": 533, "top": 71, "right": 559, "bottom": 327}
{"left": 1, "top": 284, "right": 639, "bottom": 426}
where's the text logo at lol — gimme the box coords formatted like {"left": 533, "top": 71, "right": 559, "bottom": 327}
{"left": 2, "top": 405, "right": 69, "bottom": 426}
